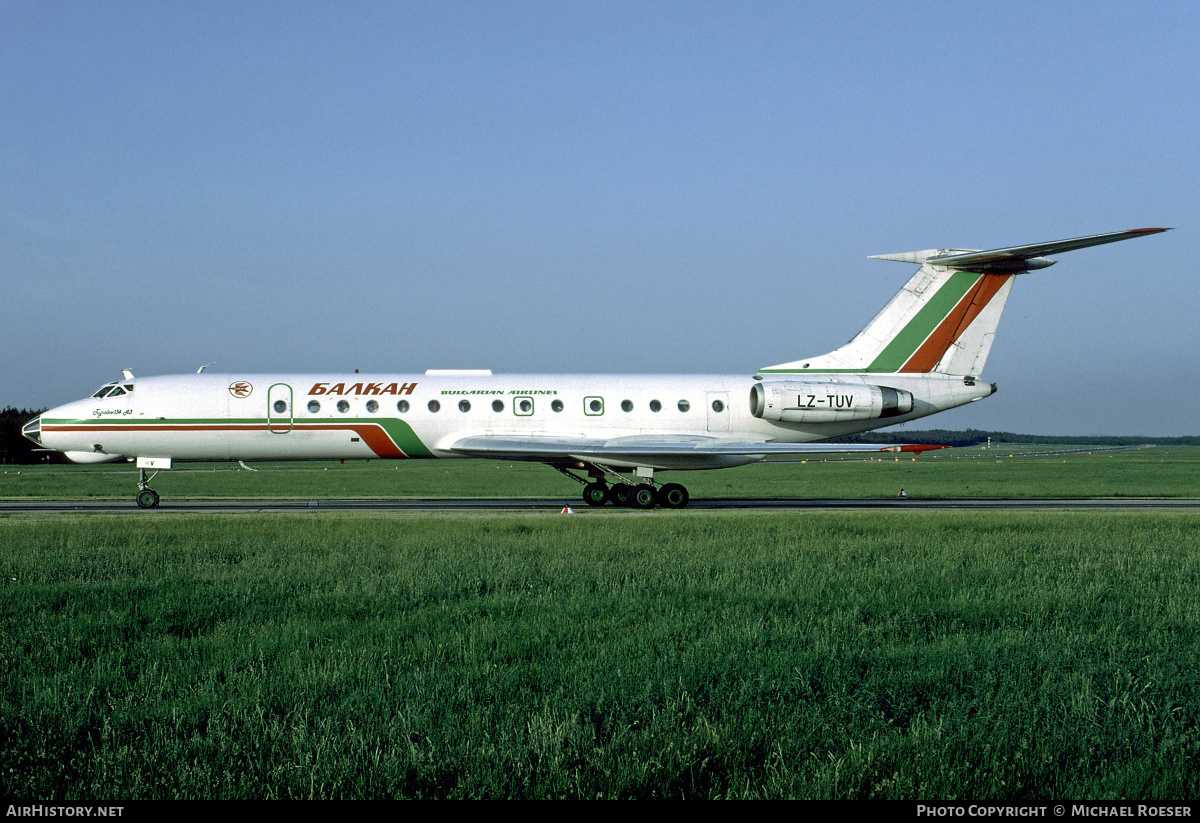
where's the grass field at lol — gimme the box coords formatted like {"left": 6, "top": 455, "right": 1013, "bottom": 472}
{"left": 2, "top": 446, "right": 1197, "bottom": 799}
{"left": 3, "top": 506, "right": 1200, "bottom": 799}
{"left": 2, "top": 444, "right": 1197, "bottom": 501}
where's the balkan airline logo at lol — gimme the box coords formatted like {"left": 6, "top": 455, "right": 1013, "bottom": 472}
{"left": 308, "top": 382, "right": 417, "bottom": 396}
{"left": 229, "top": 381, "right": 253, "bottom": 398}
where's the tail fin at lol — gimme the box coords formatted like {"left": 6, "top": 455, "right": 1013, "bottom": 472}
{"left": 759, "top": 228, "right": 1169, "bottom": 378}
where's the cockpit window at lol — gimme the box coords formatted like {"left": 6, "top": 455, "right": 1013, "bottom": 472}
{"left": 91, "top": 382, "right": 135, "bottom": 398}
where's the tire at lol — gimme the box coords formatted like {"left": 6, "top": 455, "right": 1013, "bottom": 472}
{"left": 658, "top": 483, "right": 689, "bottom": 509}
{"left": 136, "top": 489, "right": 159, "bottom": 509}
{"left": 609, "top": 485, "right": 631, "bottom": 506}
{"left": 582, "top": 482, "right": 609, "bottom": 507}
{"left": 630, "top": 484, "right": 658, "bottom": 509}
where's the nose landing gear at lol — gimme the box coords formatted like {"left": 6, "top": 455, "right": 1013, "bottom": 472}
{"left": 136, "top": 468, "right": 161, "bottom": 508}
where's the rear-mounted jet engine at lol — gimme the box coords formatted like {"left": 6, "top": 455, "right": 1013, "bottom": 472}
{"left": 749, "top": 381, "right": 913, "bottom": 423}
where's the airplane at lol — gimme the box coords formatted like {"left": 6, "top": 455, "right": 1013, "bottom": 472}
{"left": 21, "top": 227, "right": 1168, "bottom": 509}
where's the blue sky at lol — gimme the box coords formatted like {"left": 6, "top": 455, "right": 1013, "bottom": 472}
{"left": 2, "top": 1, "right": 1196, "bottom": 435}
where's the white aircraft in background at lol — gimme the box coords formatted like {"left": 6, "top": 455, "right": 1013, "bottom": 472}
{"left": 23, "top": 228, "right": 1167, "bottom": 509}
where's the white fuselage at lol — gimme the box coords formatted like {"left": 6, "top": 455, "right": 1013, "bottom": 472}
{"left": 36, "top": 371, "right": 992, "bottom": 468}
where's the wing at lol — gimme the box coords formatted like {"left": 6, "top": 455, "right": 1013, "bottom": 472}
{"left": 448, "top": 434, "right": 941, "bottom": 471}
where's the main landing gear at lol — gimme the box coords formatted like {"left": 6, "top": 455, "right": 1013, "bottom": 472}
{"left": 136, "top": 468, "right": 161, "bottom": 508}
{"left": 564, "top": 465, "right": 690, "bottom": 509}
{"left": 582, "top": 480, "right": 689, "bottom": 509}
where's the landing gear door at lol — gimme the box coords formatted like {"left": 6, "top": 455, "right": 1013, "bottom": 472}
{"left": 267, "top": 383, "right": 293, "bottom": 434}
{"left": 706, "top": 391, "right": 729, "bottom": 432}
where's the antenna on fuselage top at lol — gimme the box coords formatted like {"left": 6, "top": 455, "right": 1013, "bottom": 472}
{"left": 197, "top": 362, "right": 216, "bottom": 373}
{"left": 121, "top": 369, "right": 135, "bottom": 380}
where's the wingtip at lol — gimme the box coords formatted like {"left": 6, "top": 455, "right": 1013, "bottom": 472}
{"left": 883, "top": 443, "right": 951, "bottom": 456}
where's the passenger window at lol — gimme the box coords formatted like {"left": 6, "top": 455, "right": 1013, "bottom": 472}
{"left": 398, "top": 400, "right": 409, "bottom": 413}
{"left": 366, "top": 400, "right": 379, "bottom": 413}
{"left": 551, "top": 399, "right": 563, "bottom": 412}
{"left": 650, "top": 400, "right": 661, "bottom": 412}
{"left": 515, "top": 397, "right": 533, "bottom": 416}
{"left": 459, "top": 400, "right": 471, "bottom": 412}
{"left": 492, "top": 399, "right": 504, "bottom": 412}
{"left": 621, "top": 400, "right": 633, "bottom": 412}
{"left": 678, "top": 400, "right": 690, "bottom": 412}
{"left": 428, "top": 400, "right": 440, "bottom": 413}
{"left": 308, "top": 400, "right": 320, "bottom": 413}
{"left": 273, "top": 400, "right": 288, "bottom": 413}
{"left": 585, "top": 397, "right": 604, "bottom": 415}
{"left": 337, "top": 400, "right": 350, "bottom": 413}
{"left": 712, "top": 400, "right": 725, "bottom": 413}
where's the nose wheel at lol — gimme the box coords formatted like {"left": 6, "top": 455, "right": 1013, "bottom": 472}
{"left": 136, "top": 468, "right": 161, "bottom": 508}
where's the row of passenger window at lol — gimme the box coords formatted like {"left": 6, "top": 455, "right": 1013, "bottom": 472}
{"left": 287, "top": 397, "right": 725, "bottom": 415}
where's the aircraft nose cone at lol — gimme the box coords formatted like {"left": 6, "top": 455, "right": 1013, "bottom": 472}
{"left": 21, "top": 415, "right": 42, "bottom": 445}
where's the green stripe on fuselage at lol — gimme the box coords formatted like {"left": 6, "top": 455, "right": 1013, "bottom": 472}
{"left": 374, "top": 418, "right": 433, "bottom": 457}
{"left": 44, "top": 416, "right": 434, "bottom": 458}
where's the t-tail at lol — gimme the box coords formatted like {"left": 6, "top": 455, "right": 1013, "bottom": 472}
{"left": 759, "top": 228, "right": 1169, "bottom": 377}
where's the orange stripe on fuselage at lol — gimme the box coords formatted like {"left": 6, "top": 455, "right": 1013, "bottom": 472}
{"left": 899, "top": 273, "right": 1011, "bottom": 373}
{"left": 42, "top": 422, "right": 409, "bottom": 458}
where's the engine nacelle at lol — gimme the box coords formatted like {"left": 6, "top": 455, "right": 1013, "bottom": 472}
{"left": 749, "top": 381, "right": 913, "bottom": 423}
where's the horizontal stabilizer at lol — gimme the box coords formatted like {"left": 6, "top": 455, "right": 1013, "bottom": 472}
{"left": 871, "top": 228, "right": 1169, "bottom": 274}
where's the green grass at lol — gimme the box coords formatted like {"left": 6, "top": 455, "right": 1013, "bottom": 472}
{"left": 2, "top": 445, "right": 1197, "bottom": 501}
{"left": 3, "top": 511, "right": 1199, "bottom": 799}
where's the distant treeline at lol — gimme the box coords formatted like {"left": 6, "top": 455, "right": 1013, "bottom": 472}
{"left": 1, "top": 407, "right": 53, "bottom": 464}
{"left": 832, "top": 428, "right": 1200, "bottom": 447}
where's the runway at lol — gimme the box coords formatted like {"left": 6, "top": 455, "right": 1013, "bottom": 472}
{"left": 3, "top": 497, "right": 1200, "bottom": 514}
